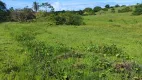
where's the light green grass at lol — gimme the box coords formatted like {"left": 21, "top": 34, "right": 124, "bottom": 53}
{"left": 0, "top": 13, "right": 142, "bottom": 79}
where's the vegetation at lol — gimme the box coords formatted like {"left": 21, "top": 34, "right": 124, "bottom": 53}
{"left": 54, "top": 12, "right": 83, "bottom": 25}
{"left": 93, "top": 6, "right": 102, "bottom": 12}
{"left": 105, "top": 4, "right": 110, "bottom": 8}
{"left": 118, "top": 7, "right": 132, "bottom": 13}
{"left": 83, "top": 7, "right": 94, "bottom": 15}
{"left": 0, "top": 0, "right": 142, "bottom": 80}
{"left": 0, "top": 1, "right": 9, "bottom": 22}
{"left": 10, "top": 7, "right": 35, "bottom": 22}
{"left": 115, "top": 4, "right": 120, "bottom": 7}
{"left": 133, "top": 4, "right": 142, "bottom": 15}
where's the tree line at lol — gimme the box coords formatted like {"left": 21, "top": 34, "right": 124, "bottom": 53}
{"left": 1, "top": 1, "right": 142, "bottom": 25}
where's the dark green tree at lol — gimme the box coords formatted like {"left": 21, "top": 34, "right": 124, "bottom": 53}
{"left": 9, "top": 7, "right": 14, "bottom": 12}
{"left": 40, "top": 2, "right": 54, "bottom": 12}
{"left": 0, "top": 1, "right": 6, "bottom": 10}
{"left": 93, "top": 6, "right": 102, "bottom": 12}
{"left": 0, "top": 1, "right": 8, "bottom": 22}
{"left": 105, "top": 4, "right": 110, "bottom": 8}
{"left": 115, "top": 4, "right": 120, "bottom": 7}
{"left": 132, "top": 4, "right": 142, "bottom": 15}
{"left": 83, "top": 7, "right": 94, "bottom": 15}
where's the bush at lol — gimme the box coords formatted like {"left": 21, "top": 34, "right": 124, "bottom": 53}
{"left": 35, "top": 11, "right": 47, "bottom": 18}
{"left": 83, "top": 7, "right": 94, "bottom": 15}
{"left": 10, "top": 7, "right": 35, "bottom": 22}
{"left": 102, "top": 8, "right": 108, "bottom": 11}
{"left": 0, "top": 10, "right": 9, "bottom": 22}
{"left": 118, "top": 7, "right": 132, "bottom": 13}
{"left": 93, "top": 6, "right": 102, "bottom": 12}
{"left": 55, "top": 12, "right": 83, "bottom": 25}
{"left": 133, "top": 4, "right": 142, "bottom": 15}
{"left": 111, "top": 8, "right": 115, "bottom": 13}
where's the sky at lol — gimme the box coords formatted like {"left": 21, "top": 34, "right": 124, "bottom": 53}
{"left": 2, "top": 0, "right": 142, "bottom": 11}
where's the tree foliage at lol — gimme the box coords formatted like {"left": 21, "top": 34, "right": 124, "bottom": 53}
{"left": 0, "top": 1, "right": 9, "bottom": 22}
{"left": 133, "top": 4, "right": 142, "bottom": 15}
{"left": 115, "top": 4, "right": 120, "bottom": 7}
{"left": 40, "top": 2, "right": 54, "bottom": 12}
{"left": 54, "top": 12, "right": 83, "bottom": 25}
{"left": 83, "top": 7, "right": 94, "bottom": 15}
{"left": 93, "top": 6, "right": 102, "bottom": 12}
{"left": 105, "top": 4, "right": 110, "bottom": 8}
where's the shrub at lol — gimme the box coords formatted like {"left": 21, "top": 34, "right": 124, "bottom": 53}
{"left": 55, "top": 12, "right": 83, "bottom": 25}
{"left": 10, "top": 7, "right": 35, "bottom": 22}
{"left": 118, "top": 7, "right": 132, "bottom": 13}
{"left": 83, "top": 7, "right": 94, "bottom": 15}
{"left": 35, "top": 11, "right": 47, "bottom": 19}
{"left": 93, "top": 6, "right": 102, "bottom": 12}
{"left": 102, "top": 8, "right": 108, "bottom": 11}
{"left": 0, "top": 9, "right": 9, "bottom": 22}
{"left": 111, "top": 8, "right": 115, "bottom": 13}
{"left": 133, "top": 4, "right": 142, "bottom": 15}
{"left": 34, "top": 11, "right": 51, "bottom": 22}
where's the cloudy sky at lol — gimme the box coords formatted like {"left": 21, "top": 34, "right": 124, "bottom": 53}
{"left": 2, "top": 0, "right": 142, "bottom": 11}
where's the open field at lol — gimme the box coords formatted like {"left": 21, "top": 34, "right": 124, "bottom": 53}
{"left": 0, "top": 13, "right": 142, "bottom": 79}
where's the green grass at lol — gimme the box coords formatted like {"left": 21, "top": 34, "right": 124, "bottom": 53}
{"left": 0, "top": 13, "right": 142, "bottom": 79}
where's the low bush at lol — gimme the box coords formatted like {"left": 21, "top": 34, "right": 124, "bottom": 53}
{"left": 102, "top": 8, "right": 108, "bottom": 11}
{"left": 10, "top": 7, "right": 35, "bottom": 22}
{"left": 111, "top": 8, "right": 115, "bottom": 13}
{"left": 54, "top": 12, "right": 83, "bottom": 25}
{"left": 118, "top": 7, "right": 132, "bottom": 13}
{"left": 133, "top": 4, "right": 142, "bottom": 15}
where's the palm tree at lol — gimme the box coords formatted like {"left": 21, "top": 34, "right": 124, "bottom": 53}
{"left": 33, "top": 1, "right": 39, "bottom": 12}
{"left": 0, "top": 1, "right": 6, "bottom": 10}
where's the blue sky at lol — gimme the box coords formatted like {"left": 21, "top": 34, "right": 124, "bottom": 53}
{"left": 2, "top": 0, "right": 142, "bottom": 11}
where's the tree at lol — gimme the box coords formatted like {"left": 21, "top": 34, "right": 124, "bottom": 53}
{"left": 105, "top": 4, "right": 110, "bottom": 8}
{"left": 121, "top": 5, "right": 126, "bottom": 7}
{"left": 0, "top": 1, "right": 8, "bottom": 22}
{"left": 33, "top": 1, "right": 39, "bottom": 12}
{"left": 78, "top": 10, "right": 83, "bottom": 15}
{"left": 93, "top": 6, "right": 102, "bottom": 12}
{"left": 115, "top": 4, "right": 120, "bottom": 7}
{"left": 9, "top": 7, "right": 14, "bottom": 12}
{"left": 0, "top": 1, "right": 6, "bottom": 10}
{"left": 133, "top": 4, "right": 142, "bottom": 15}
{"left": 83, "top": 7, "right": 94, "bottom": 15}
{"left": 40, "top": 2, "right": 54, "bottom": 12}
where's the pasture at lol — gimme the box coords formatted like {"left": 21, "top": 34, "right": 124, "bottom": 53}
{"left": 0, "top": 13, "right": 142, "bottom": 79}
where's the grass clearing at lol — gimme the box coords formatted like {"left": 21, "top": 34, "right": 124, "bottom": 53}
{"left": 0, "top": 13, "right": 142, "bottom": 79}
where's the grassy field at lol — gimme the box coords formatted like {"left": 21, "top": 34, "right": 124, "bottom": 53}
{"left": 0, "top": 13, "right": 142, "bottom": 79}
